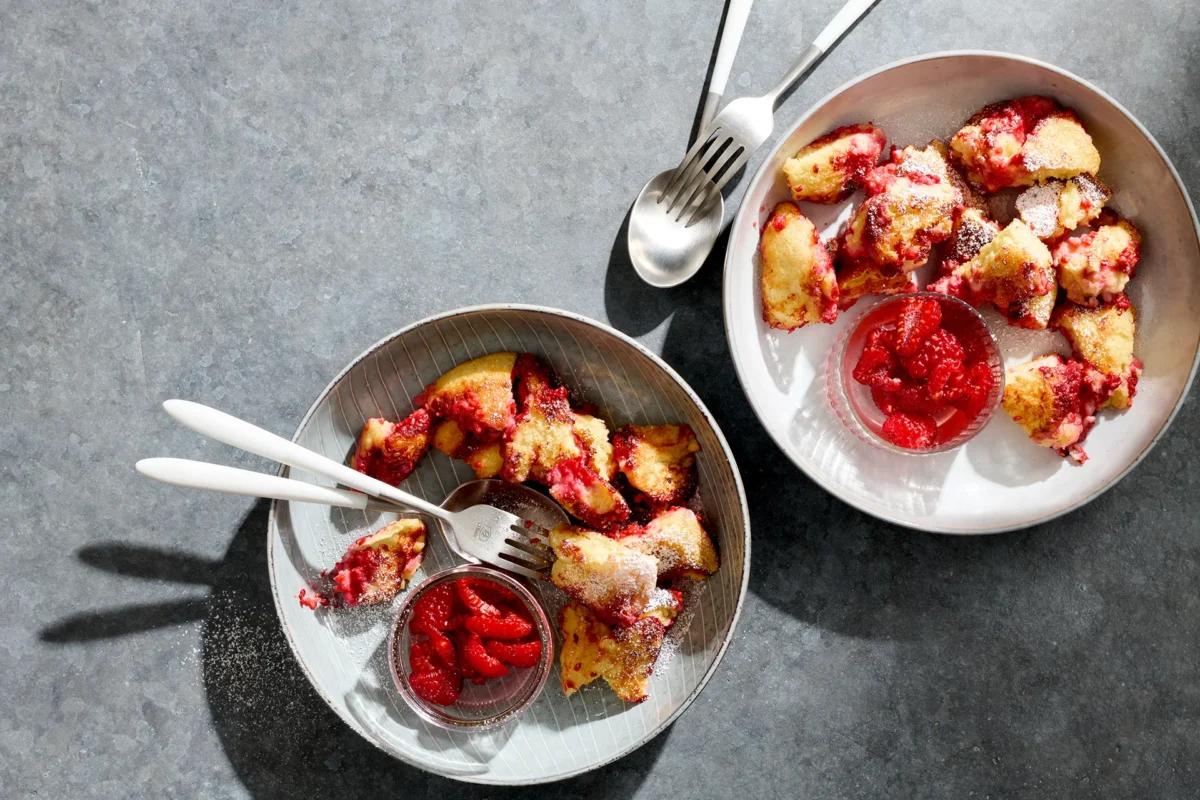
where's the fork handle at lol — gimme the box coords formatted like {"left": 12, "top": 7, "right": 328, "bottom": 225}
{"left": 763, "top": 0, "right": 882, "bottom": 104}
{"left": 135, "top": 457, "right": 401, "bottom": 513}
{"left": 161, "top": 399, "right": 450, "bottom": 521}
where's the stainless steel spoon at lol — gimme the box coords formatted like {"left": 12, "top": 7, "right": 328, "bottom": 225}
{"left": 628, "top": 0, "right": 882, "bottom": 288}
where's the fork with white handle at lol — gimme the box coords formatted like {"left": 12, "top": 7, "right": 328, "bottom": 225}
{"left": 661, "top": 0, "right": 884, "bottom": 225}
{"left": 141, "top": 400, "right": 551, "bottom": 579}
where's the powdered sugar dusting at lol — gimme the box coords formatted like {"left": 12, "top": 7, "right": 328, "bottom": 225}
{"left": 1016, "top": 182, "right": 1064, "bottom": 238}
{"left": 1073, "top": 174, "right": 1109, "bottom": 208}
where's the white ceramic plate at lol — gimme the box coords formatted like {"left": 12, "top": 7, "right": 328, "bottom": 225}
{"left": 267, "top": 305, "right": 749, "bottom": 784}
{"left": 723, "top": 51, "right": 1200, "bottom": 533}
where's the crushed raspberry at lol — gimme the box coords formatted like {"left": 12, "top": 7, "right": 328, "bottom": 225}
{"left": 409, "top": 638, "right": 439, "bottom": 675}
{"left": 893, "top": 297, "right": 942, "bottom": 356}
{"left": 485, "top": 638, "right": 543, "bottom": 668}
{"left": 899, "top": 328, "right": 965, "bottom": 378}
{"left": 406, "top": 576, "right": 543, "bottom": 706}
{"left": 881, "top": 412, "right": 937, "bottom": 448}
{"left": 460, "top": 632, "right": 510, "bottom": 679}
{"left": 852, "top": 342, "right": 902, "bottom": 391}
{"left": 464, "top": 610, "right": 534, "bottom": 640}
{"left": 297, "top": 588, "right": 327, "bottom": 609}
{"left": 454, "top": 580, "right": 501, "bottom": 617}
{"left": 411, "top": 583, "right": 456, "bottom": 631}
{"left": 409, "top": 667, "right": 462, "bottom": 706}
{"left": 851, "top": 296, "right": 997, "bottom": 450}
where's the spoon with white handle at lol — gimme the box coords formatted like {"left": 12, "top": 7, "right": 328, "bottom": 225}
{"left": 697, "top": 0, "right": 755, "bottom": 137}
{"left": 156, "top": 400, "right": 551, "bottom": 578}
{"left": 628, "top": 0, "right": 883, "bottom": 288}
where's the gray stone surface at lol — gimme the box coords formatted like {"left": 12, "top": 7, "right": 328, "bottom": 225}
{"left": 2, "top": 0, "right": 1198, "bottom": 797}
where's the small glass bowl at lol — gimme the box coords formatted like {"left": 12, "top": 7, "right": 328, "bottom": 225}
{"left": 827, "top": 291, "right": 1005, "bottom": 455}
{"left": 388, "top": 564, "right": 554, "bottom": 732}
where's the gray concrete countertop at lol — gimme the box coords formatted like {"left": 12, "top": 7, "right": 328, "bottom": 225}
{"left": 3, "top": 1, "right": 1198, "bottom": 797}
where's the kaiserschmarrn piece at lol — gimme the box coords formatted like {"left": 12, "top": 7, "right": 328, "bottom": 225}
{"left": 299, "top": 519, "right": 427, "bottom": 609}
{"left": 1053, "top": 218, "right": 1142, "bottom": 306}
{"left": 1002, "top": 354, "right": 1118, "bottom": 463}
{"left": 612, "top": 424, "right": 700, "bottom": 509}
{"left": 760, "top": 202, "right": 839, "bottom": 330}
{"left": 549, "top": 525, "right": 657, "bottom": 627}
{"left": 936, "top": 219, "right": 1057, "bottom": 329}
{"left": 431, "top": 418, "right": 503, "bottom": 478}
{"left": 559, "top": 602, "right": 671, "bottom": 704}
{"left": 1015, "top": 174, "right": 1111, "bottom": 240}
{"left": 619, "top": 507, "right": 718, "bottom": 580}
{"left": 949, "top": 96, "right": 1101, "bottom": 191}
{"left": 839, "top": 142, "right": 961, "bottom": 273}
{"left": 781, "top": 122, "right": 887, "bottom": 204}
{"left": 1053, "top": 297, "right": 1142, "bottom": 410}
{"left": 351, "top": 410, "right": 432, "bottom": 486}
{"left": 835, "top": 258, "right": 918, "bottom": 310}
{"left": 418, "top": 352, "right": 518, "bottom": 437}
{"left": 504, "top": 384, "right": 628, "bottom": 528}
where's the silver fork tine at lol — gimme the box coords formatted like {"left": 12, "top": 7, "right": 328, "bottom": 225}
{"left": 660, "top": 129, "right": 720, "bottom": 203}
{"left": 505, "top": 529, "right": 551, "bottom": 560}
{"left": 668, "top": 164, "right": 718, "bottom": 221}
{"left": 666, "top": 137, "right": 733, "bottom": 215}
{"left": 494, "top": 544, "right": 549, "bottom": 577}
{"left": 683, "top": 148, "right": 748, "bottom": 226}
{"left": 664, "top": 134, "right": 728, "bottom": 213}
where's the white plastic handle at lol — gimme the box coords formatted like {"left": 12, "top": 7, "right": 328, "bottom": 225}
{"left": 160, "top": 399, "right": 447, "bottom": 520}
{"left": 699, "top": 0, "right": 754, "bottom": 131}
{"left": 134, "top": 457, "right": 406, "bottom": 511}
{"left": 812, "top": 0, "right": 880, "bottom": 52}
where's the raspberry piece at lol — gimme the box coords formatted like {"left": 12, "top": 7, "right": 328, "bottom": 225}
{"left": 870, "top": 385, "right": 898, "bottom": 415}
{"left": 410, "top": 638, "right": 438, "bottom": 674}
{"left": 417, "top": 627, "right": 457, "bottom": 670}
{"left": 411, "top": 584, "right": 456, "bottom": 632}
{"left": 409, "top": 667, "right": 462, "bottom": 705}
{"left": 852, "top": 344, "right": 902, "bottom": 390}
{"left": 468, "top": 578, "right": 524, "bottom": 611}
{"left": 881, "top": 412, "right": 937, "bottom": 448}
{"left": 927, "top": 359, "right": 965, "bottom": 403}
{"left": 461, "top": 632, "right": 509, "bottom": 679}
{"left": 464, "top": 610, "right": 534, "bottom": 640}
{"left": 297, "top": 588, "right": 327, "bottom": 609}
{"left": 893, "top": 297, "right": 942, "bottom": 356}
{"left": 485, "top": 638, "right": 543, "bottom": 668}
{"left": 455, "top": 580, "right": 501, "bottom": 617}
{"left": 950, "top": 361, "right": 995, "bottom": 410}
{"left": 900, "top": 328, "right": 965, "bottom": 378}
{"left": 865, "top": 326, "right": 895, "bottom": 351}
{"left": 891, "top": 384, "right": 950, "bottom": 418}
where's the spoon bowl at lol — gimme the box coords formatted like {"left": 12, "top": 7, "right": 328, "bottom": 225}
{"left": 628, "top": 168, "right": 724, "bottom": 288}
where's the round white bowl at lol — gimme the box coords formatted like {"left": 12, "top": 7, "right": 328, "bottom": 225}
{"left": 723, "top": 51, "right": 1200, "bottom": 533}
{"left": 268, "top": 304, "right": 750, "bottom": 783}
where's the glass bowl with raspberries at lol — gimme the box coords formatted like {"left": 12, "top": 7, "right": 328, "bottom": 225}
{"left": 388, "top": 564, "right": 554, "bottom": 731}
{"left": 828, "top": 292, "right": 1004, "bottom": 454}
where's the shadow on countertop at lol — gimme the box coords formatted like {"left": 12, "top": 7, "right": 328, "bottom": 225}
{"left": 40, "top": 501, "right": 669, "bottom": 799}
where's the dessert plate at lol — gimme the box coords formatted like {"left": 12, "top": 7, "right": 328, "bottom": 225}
{"left": 268, "top": 305, "right": 749, "bottom": 783}
{"left": 723, "top": 51, "right": 1200, "bottom": 533}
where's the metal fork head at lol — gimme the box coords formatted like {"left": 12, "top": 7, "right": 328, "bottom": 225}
{"left": 445, "top": 504, "right": 551, "bottom": 581}
{"left": 438, "top": 479, "right": 566, "bottom": 581}
{"left": 659, "top": 95, "right": 777, "bottom": 227}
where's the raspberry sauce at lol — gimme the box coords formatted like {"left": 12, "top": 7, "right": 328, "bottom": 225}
{"left": 842, "top": 295, "right": 1000, "bottom": 450}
